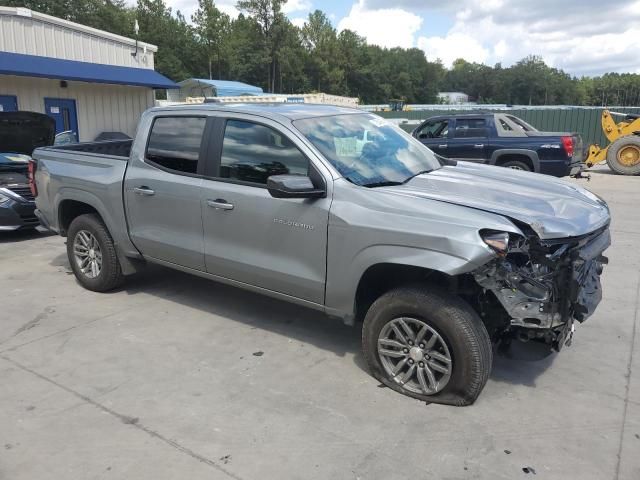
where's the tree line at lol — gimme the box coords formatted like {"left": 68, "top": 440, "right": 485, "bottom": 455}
{"left": 4, "top": 0, "right": 640, "bottom": 106}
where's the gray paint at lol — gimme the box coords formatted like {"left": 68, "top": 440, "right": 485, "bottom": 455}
{"left": 33, "top": 103, "right": 611, "bottom": 322}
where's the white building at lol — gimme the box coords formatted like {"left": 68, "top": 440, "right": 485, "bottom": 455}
{"left": 437, "top": 92, "right": 471, "bottom": 105}
{"left": 0, "top": 7, "right": 176, "bottom": 142}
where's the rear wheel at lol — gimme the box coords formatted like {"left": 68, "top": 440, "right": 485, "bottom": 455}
{"left": 500, "top": 160, "right": 532, "bottom": 171}
{"left": 67, "top": 214, "right": 124, "bottom": 292}
{"left": 606, "top": 135, "right": 640, "bottom": 175}
{"left": 362, "top": 286, "right": 492, "bottom": 406}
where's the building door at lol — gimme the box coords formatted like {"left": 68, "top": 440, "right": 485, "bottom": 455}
{"left": 0, "top": 95, "right": 18, "bottom": 112}
{"left": 44, "top": 98, "right": 79, "bottom": 142}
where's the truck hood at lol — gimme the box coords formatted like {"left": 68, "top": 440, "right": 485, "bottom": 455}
{"left": 383, "top": 162, "right": 610, "bottom": 239}
{"left": 0, "top": 111, "right": 55, "bottom": 156}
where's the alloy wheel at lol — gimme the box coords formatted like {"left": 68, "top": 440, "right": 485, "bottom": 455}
{"left": 73, "top": 230, "right": 102, "bottom": 278}
{"left": 377, "top": 317, "right": 452, "bottom": 395}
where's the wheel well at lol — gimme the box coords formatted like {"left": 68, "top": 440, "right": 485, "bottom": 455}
{"left": 58, "top": 200, "right": 99, "bottom": 236}
{"left": 354, "top": 264, "right": 453, "bottom": 322}
{"left": 495, "top": 154, "right": 533, "bottom": 170}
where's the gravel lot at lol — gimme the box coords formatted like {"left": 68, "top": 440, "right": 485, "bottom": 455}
{"left": 1, "top": 166, "right": 638, "bottom": 480}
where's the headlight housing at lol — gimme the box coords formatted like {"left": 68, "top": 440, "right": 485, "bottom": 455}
{"left": 481, "top": 230, "right": 510, "bottom": 255}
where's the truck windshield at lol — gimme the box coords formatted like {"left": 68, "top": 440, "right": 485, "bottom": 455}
{"left": 294, "top": 114, "right": 440, "bottom": 187}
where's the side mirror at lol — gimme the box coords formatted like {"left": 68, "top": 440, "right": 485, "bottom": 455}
{"left": 267, "top": 175, "right": 326, "bottom": 199}
{"left": 419, "top": 132, "right": 433, "bottom": 139}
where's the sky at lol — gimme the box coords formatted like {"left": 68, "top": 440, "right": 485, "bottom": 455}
{"left": 153, "top": 0, "right": 640, "bottom": 77}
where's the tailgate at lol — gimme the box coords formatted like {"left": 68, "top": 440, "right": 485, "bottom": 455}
{"left": 527, "top": 131, "right": 585, "bottom": 161}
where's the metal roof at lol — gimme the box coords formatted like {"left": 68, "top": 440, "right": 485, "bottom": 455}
{"left": 0, "top": 51, "right": 178, "bottom": 89}
{"left": 177, "top": 79, "right": 264, "bottom": 97}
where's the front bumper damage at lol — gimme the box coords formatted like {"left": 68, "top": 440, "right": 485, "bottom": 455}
{"left": 473, "top": 227, "right": 610, "bottom": 351}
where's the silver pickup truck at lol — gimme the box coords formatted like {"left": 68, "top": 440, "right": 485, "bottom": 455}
{"left": 32, "top": 104, "right": 610, "bottom": 406}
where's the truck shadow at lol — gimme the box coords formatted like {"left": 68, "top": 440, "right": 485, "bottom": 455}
{"left": 54, "top": 258, "right": 556, "bottom": 387}
{"left": 122, "top": 264, "right": 363, "bottom": 361}
{"left": 491, "top": 342, "right": 557, "bottom": 387}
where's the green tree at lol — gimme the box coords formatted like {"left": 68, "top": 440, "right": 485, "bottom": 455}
{"left": 135, "top": 0, "right": 199, "bottom": 81}
{"left": 226, "top": 13, "right": 269, "bottom": 89}
{"left": 301, "top": 10, "right": 342, "bottom": 92}
{"left": 236, "top": 0, "right": 287, "bottom": 92}
{"left": 192, "top": 0, "right": 231, "bottom": 80}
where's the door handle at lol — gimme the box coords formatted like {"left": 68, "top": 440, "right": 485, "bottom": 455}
{"left": 207, "top": 199, "right": 234, "bottom": 211}
{"left": 133, "top": 186, "right": 155, "bottom": 196}
{"left": 438, "top": 144, "right": 447, "bottom": 149}
{"left": 473, "top": 144, "right": 485, "bottom": 148}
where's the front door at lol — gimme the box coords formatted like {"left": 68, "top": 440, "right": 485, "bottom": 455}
{"left": 447, "top": 118, "right": 490, "bottom": 162}
{"left": 414, "top": 118, "right": 450, "bottom": 156}
{"left": 124, "top": 115, "right": 207, "bottom": 271}
{"left": 0, "top": 95, "right": 18, "bottom": 112}
{"left": 201, "top": 117, "right": 330, "bottom": 304}
{"left": 44, "top": 98, "right": 79, "bottom": 142}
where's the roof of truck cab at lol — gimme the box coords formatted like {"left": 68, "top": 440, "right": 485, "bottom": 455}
{"left": 150, "top": 103, "right": 363, "bottom": 121}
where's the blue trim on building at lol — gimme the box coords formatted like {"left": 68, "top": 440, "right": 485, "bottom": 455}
{"left": 0, "top": 51, "right": 178, "bottom": 89}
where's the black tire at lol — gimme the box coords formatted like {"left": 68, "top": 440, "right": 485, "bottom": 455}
{"left": 66, "top": 213, "right": 125, "bottom": 292}
{"left": 606, "top": 135, "right": 640, "bottom": 175}
{"left": 362, "top": 285, "right": 492, "bottom": 406}
{"left": 500, "top": 160, "right": 532, "bottom": 172}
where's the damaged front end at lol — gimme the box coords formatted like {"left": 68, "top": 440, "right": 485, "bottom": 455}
{"left": 472, "top": 226, "right": 610, "bottom": 351}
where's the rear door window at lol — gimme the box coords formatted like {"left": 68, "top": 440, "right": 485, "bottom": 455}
{"left": 146, "top": 117, "right": 206, "bottom": 174}
{"left": 219, "top": 120, "right": 309, "bottom": 185}
{"left": 453, "top": 119, "right": 488, "bottom": 138}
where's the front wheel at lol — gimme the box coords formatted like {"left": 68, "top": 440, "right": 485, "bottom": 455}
{"left": 362, "top": 286, "right": 492, "bottom": 406}
{"left": 67, "top": 213, "right": 125, "bottom": 292}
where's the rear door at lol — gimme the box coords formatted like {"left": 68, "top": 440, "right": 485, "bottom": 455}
{"left": 124, "top": 115, "right": 207, "bottom": 271}
{"left": 200, "top": 116, "right": 330, "bottom": 304}
{"left": 447, "top": 118, "right": 490, "bottom": 162}
{"left": 414, "top": 118, "right": 450, "bottom": 156}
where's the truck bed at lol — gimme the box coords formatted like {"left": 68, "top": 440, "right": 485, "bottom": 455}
{"left": 51, "top": 139, "right": 132, "bottom": 158}
{"left": 32, "top": 140, "right": 132, "bottom": 255}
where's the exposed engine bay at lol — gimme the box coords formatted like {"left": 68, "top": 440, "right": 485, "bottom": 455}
{"left": 472, "top": 226, "right": 610, "bottom": 351}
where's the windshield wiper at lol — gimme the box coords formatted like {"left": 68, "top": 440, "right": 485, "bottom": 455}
{"left": 402, "top": 169, "right": 433, "bottom": 184}
{"left": 362, "top": 180, "right": 404, "bottom": 188}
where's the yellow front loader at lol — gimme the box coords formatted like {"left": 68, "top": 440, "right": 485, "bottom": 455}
{"left": 585, "top": 110, "right": 640, "bottom": 175}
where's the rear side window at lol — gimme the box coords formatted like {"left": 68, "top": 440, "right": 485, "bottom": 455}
{"left": 220, "top": 120, "right": 309, "bottom": 185}
{"left": 146, "top": 117, "right": 206, "bottom": 174}
{"left": 454, "top": 119, "right": 488, "bottom": 138}
{"left": 498, "top": 118, "right": 513, "bottom": 131}
{"left": 506, "top": 115, "right": 535, "bottom": 132}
